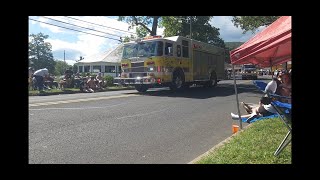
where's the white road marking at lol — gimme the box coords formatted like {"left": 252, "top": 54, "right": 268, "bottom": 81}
{"left": 116, "top": 109, "right": 167, "bottom": 119}
{"left": 29, "top": 94, "right": 139, "bottom": 107}
{"left": 29, "top": 103, "right": 127, "bottom": 111}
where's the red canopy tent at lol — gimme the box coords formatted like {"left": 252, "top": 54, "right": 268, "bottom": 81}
{"left": 229, "top": 16, "right": 291, "bottom": 130}
{"left": 230, "top": 16, "right": 291, "bottom": 67}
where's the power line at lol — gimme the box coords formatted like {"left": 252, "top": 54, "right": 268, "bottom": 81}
{"left": 29, "top": 18, "right": 121, "bottom": 42}
{"left": 65, "top": 16, "right": 137, "bottom": 35}
{"left": 40, "top": 16, "right": 123, "bottom": 38}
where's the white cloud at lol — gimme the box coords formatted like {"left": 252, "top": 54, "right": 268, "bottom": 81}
{"left": 37, "top": 16, "right": 65, "bottom": 33}
{"left": 157, "top": 27, "right": 165, "bottom": 36}
{"left": 31, "top": 16, "right": 270, "bottom": 65}
{"left": 30, "top": 16, "right": 134, "bottom": 65}
{"left": 210, "top": 16, "right": 266, "bottom": 42}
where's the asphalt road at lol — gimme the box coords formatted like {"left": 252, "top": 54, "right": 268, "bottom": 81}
{"left": 29, "top": 79, "right": 267, "bottom": 164}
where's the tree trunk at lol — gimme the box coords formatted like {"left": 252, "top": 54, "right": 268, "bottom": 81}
{"left": 151, "top": 16, "right": 159, "bottom": 36}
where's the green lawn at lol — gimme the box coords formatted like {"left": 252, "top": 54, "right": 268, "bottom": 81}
{"left": 195, "top": 118, "right": 291, "bottom": 164}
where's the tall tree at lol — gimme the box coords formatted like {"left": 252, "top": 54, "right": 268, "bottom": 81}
{"left": 29, "top": 33, "right": 56, "bottom": 73}
{"left": 232, "top": 16, "right": 280, "bottom": 34}
{"left": 54, "top": 60, "right": 71, "bottom": 76}
{"left": 161, "top": 16, "right": 225, "bottom": 48}
{"left": 118, "top": 16, "right": 160, "bottom": 36}
{"left": 119, "top": 16, "right": 225, "bottom": 48}
{"left": 121, "top": 26, "right": 149, "bottom": 43}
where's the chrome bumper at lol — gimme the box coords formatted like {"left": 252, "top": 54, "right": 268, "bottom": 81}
{"left": 114, "top": 77, "right": 156, "bottom": 85}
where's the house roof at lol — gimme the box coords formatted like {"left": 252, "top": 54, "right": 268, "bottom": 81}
{"left": 76, "top": 44, "right": 123, "bottom": 64}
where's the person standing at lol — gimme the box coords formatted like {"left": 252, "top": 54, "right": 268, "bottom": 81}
{"left": 33, "top": 68, "right": 49, "bottom": 92}
{"left": 265, "top": 77, "right": 280, "bottom": 94}
{"left": 64, "top": 67, "right": 74, "bottom": 88}
{"left": 28, "top": 67, "right": 34, "bottom": 90}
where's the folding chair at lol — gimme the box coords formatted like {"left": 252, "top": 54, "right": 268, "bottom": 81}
{"left": 244, "top": 114, "right": 278, "bottom": 123}
{"left": 252, "top": 80, "right": 267, "bottom": 93}
{"left": 267, "top": 93, "right": 292, "bottom": 156}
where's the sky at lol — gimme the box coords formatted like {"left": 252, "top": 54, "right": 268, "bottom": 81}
{"left": 28, "top": 16, "right": 265, "bottom": 66}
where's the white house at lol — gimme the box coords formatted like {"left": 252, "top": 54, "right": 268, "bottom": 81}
{"left": 75, "top": 44, "right": 123, "bottom": 77}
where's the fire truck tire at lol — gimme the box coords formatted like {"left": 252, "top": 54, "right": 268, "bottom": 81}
{"left": 170, "top": 70, "right": 184, "bottom": 91}
{"left": 135, "top": 85, "right": 148, "bottom": 92}
{"left": 207, "top": 71, "right": 217, "bottom": 87}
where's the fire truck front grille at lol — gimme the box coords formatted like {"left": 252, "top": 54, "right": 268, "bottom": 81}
{"left": 130, "top": 73, "right": 147, "bottom": 78}
{"left": 131, "top": 62, "right": 144, "bottom": 67}
{"left": 131, "top": 67, "right": 146, "bottom": 72}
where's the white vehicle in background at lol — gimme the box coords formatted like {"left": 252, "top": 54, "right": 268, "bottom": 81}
{"left": 240, "top": 64, "right": 258, "bottom": 80}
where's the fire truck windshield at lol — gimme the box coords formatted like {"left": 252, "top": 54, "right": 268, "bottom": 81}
{"left": 122, "top": 41, "right": 163, "bottom": 59}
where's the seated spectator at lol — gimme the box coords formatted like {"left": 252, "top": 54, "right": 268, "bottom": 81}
{"left": 231, "top": 96, "right": 277, "bottom": 123}
{"left": 264, "top": 77, "right": 279, "bottom": 94}
{"left": 87, "top": 76, "right": 98, "bottom": 92}
{"left": 277, "top": 72, "right": 292, "bottom": 103}
{"left": 278, "top": 73, "right": 291, "bottom": 97}
{"left": 96, "top": 73, "right": 105, "bottom": 89}
{"left": 44, "top": 74, "right": 58, "bottom": 89}
{"left": 79, "top": 77, "right": 93, "bottom": 93}
{"left": 64, "top": 67, "right": 74, "bottom": 79}
{"left": 73, "top": 72, "right": 82, "bottom": 88}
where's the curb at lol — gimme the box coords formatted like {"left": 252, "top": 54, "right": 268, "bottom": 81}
{"left": 188, "top": 123, "right": 253, "bottom": 164}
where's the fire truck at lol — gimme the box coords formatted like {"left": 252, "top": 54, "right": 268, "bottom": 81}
{"left": 114, "top": 35, "right": 226, "bottom": 92}
{"left": 240, "top": 64, "right": 258, "bottom": 80}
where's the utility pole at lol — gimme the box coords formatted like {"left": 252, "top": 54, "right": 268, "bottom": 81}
{"left": 64, "top": 50, "right": 66, "bottom": 63}
{"left": 189, "top": 16, "right": 192, "bottom": 39}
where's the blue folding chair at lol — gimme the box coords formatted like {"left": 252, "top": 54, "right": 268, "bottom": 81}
{"left": 267, "top": 93, "right": 292, "bottom": 156}
{"left": 252, "top": 80, "right": 267, "bottom": 93}
{"left": 240, "top": 114, "right": 279, "bottom": 124}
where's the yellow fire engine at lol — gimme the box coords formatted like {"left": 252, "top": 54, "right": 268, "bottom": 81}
{"left": 114, "top": 35, "right": 226, "bottom": 92}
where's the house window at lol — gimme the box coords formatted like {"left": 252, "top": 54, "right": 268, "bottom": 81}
{"left": 105, "top": 66, "right": 115, "bottom": 73}
{"left": 78, "top": 66, "right": 83, "bottom": 73}
{"left": 93, "top": 66, "right": 101, "bottom": 72}
{"left": 84, "top": 66, "right": 90, "bottom": 72}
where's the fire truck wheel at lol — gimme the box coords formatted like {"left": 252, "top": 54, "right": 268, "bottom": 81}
{"left": 135, "top": 85, "right": 148, "bottom": 92}
{"left": 170, "top": 71, "right": 184, "bottom": 91}
{"left": 207, "top": 71, "right": 217, "bottom": 87}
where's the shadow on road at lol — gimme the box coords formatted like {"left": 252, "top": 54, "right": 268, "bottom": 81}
{"left": 124, "top": 82, "right": 264, "bottom": 99}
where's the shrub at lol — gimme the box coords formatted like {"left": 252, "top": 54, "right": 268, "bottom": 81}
{"left": 104, "top": 75, "right": 114, "bottom": 87}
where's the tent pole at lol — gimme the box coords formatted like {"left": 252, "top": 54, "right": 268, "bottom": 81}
{"left": 232, "top": 64, "right": 243, "bottom": 129}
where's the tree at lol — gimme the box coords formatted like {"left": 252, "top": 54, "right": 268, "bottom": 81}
{"left": 119, "top": 16, "right": 225, "bottom": 48}
{"left": 224, "top": 42, "right": 245, "bottom": 63}
{"left": 72, "top": 64, "right": 78, "bottom": 73}
{"left": 54, "top": 60, "right": 71, "bottom": 76}
{"left": 161, "top": 16, "right": 225, "bottom": 48}
{"left": 118, "top": 16, "right": 160, "bottom": 36}
{"left": 29, "top": 33, "right": 56, "bottom": 73}
{"left": 231, "top": 16, "right": 280, "bottom": 34}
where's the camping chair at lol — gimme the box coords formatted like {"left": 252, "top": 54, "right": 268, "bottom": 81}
{"left": 252, "top": 80, "right": 267, "bottom": 93}
{"left": 239, "top": 114, "right": 278, "bottom": 124}
{"left": 267, "top": 93, "right": 292, "bottom": 156}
